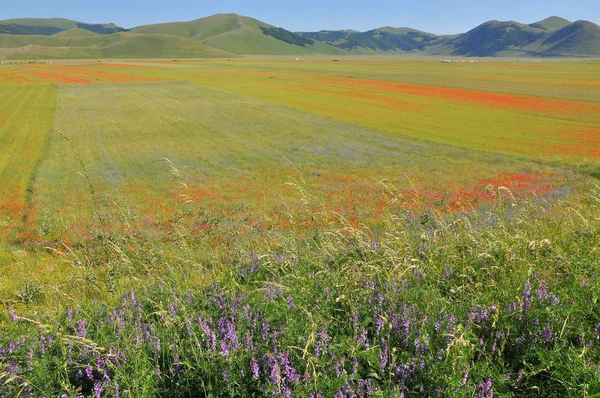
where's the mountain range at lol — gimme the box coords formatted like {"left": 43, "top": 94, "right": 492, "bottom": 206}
{"left": 0, "top": 14, "right": 598, "bottom": 59}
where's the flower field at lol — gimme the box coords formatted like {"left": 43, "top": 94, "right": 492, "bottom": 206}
{"left": 0, "top": 59, "right": 599, "bottom": 397}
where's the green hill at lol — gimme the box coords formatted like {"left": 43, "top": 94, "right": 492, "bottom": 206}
{"left": 0, "top": 32, "right": 233, "bottom": 60}
{"left": 529, "top": 16, "right": 572, "bottom": 31}
{"left": 441, "top": 21, "right": 545, "bottom": 56}
{"left": 0, "top": 18, "right": 127, "bottom": 35}
{"left": 339, "top": 27, "right": 438, "bottom": 52}
{"left": 536, "top": 20, "right": 600, "bottom": 56}
{"left": 52, "top": 28, "right": 101, "bottom": 38}
{"left": 131, "top": 13, "right": 344, "bottom": 55}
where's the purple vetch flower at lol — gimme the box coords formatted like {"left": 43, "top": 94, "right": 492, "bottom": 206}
{"left": 523, "top": 279, "right": 532, "bottom": 313}
{"left": 169, "top": 303, "right": 177, "bottom": 318}
{"left": 281, "top": 350, "right": 300, "bottom": 383}
{"left": 286, "top": 295, "right": 296, "bottom": 310}
{"left": 512, "top": 369, "right": 524, "bottom": 387}
{"left": 251, "top": 357, "right": 260, "bottom": 380}
{"left": 114, "top": 382, "right": 120, "bottom": 398}
{"left": 26, "top": 348, "right": 34, "bottom": 370}
{"left": 352, "top": 357, "right": 359, "bottom": 376}
{"left": 376, "top": 317, "right": 385, "bottom": 335}
{"left": 76, "top": 320, "right": 88, "bottom": 339}
{"left": 536, "top": 282, "right": 548, "bottom": 300}
{"left": 261, "top": 320, "right": 271, "bottom": 342}
{"left": 265, "top": 284, "right": 283, "bottom": 301}
{"left": 186, "top": 292, "right": 195, "bottom": 304}
{"left": 379, "top": 340, "right": 389, "bottom": 369}
{"left": 461, "top": 368, "right": 469, "bottom": 385}
{"left": 303, "top": 371, "right": 311, "bottom": 383}
{"left": 469, "top": 306, "right": 491, "bottom": 325}
{"left": 475, "top": 379, "right": 493, "bottom": 398}
{"left": 542, "top": 327, "right": 554, "bottom": 343}
{"left": 220, "top": 341, "right": 230, "bottom": 357}
{"left": 264, "top": 354, "right": 282, "bottom": 391}
{"left": 223, "top": 369, "right": 230, "bottom": 380}
{"left": 7, "top": 306, "right": 18, "bottom": 322}
{"left": 94, "top": 382, "right": 103, "bottom": 398}
{"left": 358, "top": 328, "right": 369, "bottom": 348}
{"left": 315, "top": 329, "right": 330, "bottom": 359}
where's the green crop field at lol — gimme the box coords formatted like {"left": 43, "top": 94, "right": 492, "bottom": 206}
{"left": 1, "top": 58, "right": 599, "bottom": 397}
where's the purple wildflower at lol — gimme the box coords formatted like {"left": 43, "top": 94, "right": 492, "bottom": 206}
{"left": 251, "top": 357, "right": 260, "bottom": 380}
{"left": 7, "top": 307, "right": 17, "bottom": 322}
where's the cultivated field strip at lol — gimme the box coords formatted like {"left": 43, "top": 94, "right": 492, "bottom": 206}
{"left": 185, "top": 67, "right": 600, "bottom": 163}
{"left": 21, "top": 81, "right": 560, "bottom": 245}
{"left": 0, "top": 86, "right": 56, "bottom": 230}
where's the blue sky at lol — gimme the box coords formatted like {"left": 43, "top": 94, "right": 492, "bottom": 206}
{"left": 2, "top": 0, "right": 599, "bottom": 34}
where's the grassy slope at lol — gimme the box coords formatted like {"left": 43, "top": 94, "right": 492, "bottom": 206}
{"left": 0, "top": 18, "right": 79, "bottom": 30}
{"left": 444, "top": 20, "right": 545, "bottom": 56}
{"left": 533, "top": 21, "right": 600, "bottom": 56}
{"left": 0, "top": 32, "right": 233, "bottom": 59}
{"left": 0, "top": 18, "right": 126, "bottom": 35}
{"left": 529, "top": 16, "right": 572, "bottom": 31}
{"left": 52, "top": 28, "right": 101, "bottom": 38}
{"left": 133, "top": 13, "right": 344, "bottom": 55}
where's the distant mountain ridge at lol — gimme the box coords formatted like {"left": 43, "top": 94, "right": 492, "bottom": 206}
{"left": 299, "top": 16, "right": 600, "bottom": 57}
{"left": 0, "top": 14, "right": 598, "bottom": 59}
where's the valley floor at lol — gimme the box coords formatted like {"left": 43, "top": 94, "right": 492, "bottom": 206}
{"left": 0, "top": 58, "right": 599, "bottom": 397}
